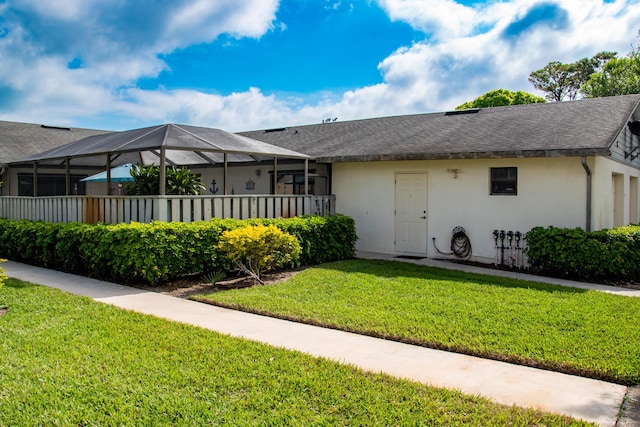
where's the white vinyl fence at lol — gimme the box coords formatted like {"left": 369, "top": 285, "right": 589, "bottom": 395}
{"left": 0, "top": 195, "right": 335, "bottom": 224}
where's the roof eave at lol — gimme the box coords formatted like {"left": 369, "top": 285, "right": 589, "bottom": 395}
{"left": 316, "top": 148, "right": 611, "bottom": 163}
{"left": 8, "top": 146, "right": 311, "bottom": 166}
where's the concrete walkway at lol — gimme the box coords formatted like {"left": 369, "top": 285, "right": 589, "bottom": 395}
{"left": 3, "top": 259, "right": 636, "bottom": 426}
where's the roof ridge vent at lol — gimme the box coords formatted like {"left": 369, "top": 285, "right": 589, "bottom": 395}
{"left": 264, "top": 127, "right": 287, "bottom": 133}
{"left": 444, "top": 109, "right": 480, "bottom": 116}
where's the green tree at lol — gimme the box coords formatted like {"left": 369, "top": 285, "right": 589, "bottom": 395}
{"left": 126, "top": 165, "right": 204, "bottom": 195}
{"left": 528, "top": 51, "right": 617, "bottom": 101}
{"left": 528, "top": 61, "right": 577, "bottom": 102}
{"left": 455, "top": 89, "right": 545, "bottom": 110}
{"left": 581, "top": 44, "right": 640, "bottom": 98}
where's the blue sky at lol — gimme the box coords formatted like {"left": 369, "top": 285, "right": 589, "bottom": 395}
{"left": 0, "top": 0, "right": 639, "bottom": 132}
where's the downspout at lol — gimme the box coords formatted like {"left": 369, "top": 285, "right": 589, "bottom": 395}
{"left": 581, "top": 156, "right": 592, "bottom": 232}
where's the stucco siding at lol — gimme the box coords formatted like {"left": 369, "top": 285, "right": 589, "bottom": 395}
{"left": 333, "top": 157, "right": 589, "bottom": 263}
{"left": 591, "top": 156, "right": 640, "bottom": 229}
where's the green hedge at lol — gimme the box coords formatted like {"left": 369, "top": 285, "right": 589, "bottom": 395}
{"left": 0, "top": 215, "right": 356, "bottom": 285}
{"left": 524, "top": 225, "right": 640, "bottom": 280}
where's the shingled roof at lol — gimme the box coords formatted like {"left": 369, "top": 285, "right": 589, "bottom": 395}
{"left": 0, "top": 121, "right": 108, "bottom": 167}
{"left": 240, "top": 94, "right": 640, "bottom": 163}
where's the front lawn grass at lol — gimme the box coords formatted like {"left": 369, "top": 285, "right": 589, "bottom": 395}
{"left": 0, "top": 278, "right": 589, "bottom": 426}
{"left": 198, "top": 259, "right": 640, "bottom": 385}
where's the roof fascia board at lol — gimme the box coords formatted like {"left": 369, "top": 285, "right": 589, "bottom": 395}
{"left": 159, "top": 145, "right": 311, "bottom": 159}
{"left": 316, "top": 148, "right": 612, "bottom": 163}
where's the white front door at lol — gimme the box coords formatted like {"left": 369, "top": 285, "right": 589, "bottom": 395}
{"left": 395, "top": 173, "right": 428, "bottom": 254}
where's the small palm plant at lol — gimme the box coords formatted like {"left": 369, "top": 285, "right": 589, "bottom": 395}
{"left": 166, "top": 166, "right": 205, "bottom": 195}
{"left": 204, "top": 270, "right": 227, "bottom": 286}
{"left": 126, "top": 164, "right": 160, "bottom": 195}
{"left": 126, "top": 165, "right": 204, "bottom": 195}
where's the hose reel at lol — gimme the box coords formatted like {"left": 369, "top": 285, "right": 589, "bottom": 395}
{"left": 433, "top": 226, "right": 472, "bottom": 259}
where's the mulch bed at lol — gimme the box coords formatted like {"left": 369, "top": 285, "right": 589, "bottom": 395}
{"left": 130, "top": 269, "right": 304, "bottom": 299}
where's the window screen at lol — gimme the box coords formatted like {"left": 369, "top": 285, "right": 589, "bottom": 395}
{"left": 18, "top": 174, "right": 87, "bottom": 196}
{"left": 490, "top": 167, "right": 517, "bottom": 195}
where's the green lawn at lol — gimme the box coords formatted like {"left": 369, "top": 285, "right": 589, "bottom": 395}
{"left": 198, "top": 259, "right": 640, "bottom": 385}
{"left": 0, "top": 278, "right": 590, "bottom": 426}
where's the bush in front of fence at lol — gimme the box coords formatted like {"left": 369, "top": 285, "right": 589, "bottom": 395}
{"left": 0, "top": 214, "right": 357, "bottom": 285}
{"left": 218, "top": 224, "right": 302, "bottom": 285}
{"left": 524, "top": 225, "right": 640, "bottom": 280}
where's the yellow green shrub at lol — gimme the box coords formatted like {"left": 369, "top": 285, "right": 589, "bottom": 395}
{"left": 0, "top": 259, "right": 6, "bottom": 288}
{"left": 217, "top": 224, "right": 301, "bottom": 284}
{"left": 0, "top": 215, "right": 355, "bottom": 286}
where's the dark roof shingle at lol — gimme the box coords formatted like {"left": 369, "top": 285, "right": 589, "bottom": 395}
{"left": 240, "top": 94, "right": 640, "bottom": 162}
{"left": 0, "top": 121, "right": 108, "bottom": 166}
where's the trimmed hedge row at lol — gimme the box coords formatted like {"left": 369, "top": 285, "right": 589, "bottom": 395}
{"left": 0, "top": 215, "right": 357, "bottom": 285}
{"left": 525, "top": 225, "right": 640, "bottom": 280}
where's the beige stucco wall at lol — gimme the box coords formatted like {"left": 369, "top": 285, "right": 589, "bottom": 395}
{"left": 590, "top": 156, "right": 640, "bottom": 229}
{"left": 198, "top": 162, "right": 328, "bottom": 196}
{"left": 332, "top": 157, "right": 598, "bottom": 263}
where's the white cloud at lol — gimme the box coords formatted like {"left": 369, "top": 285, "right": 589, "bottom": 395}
{"left": 12, "top": 0, "right": 113, "bottom": 21}
{"left": 1, "top": 0, "right": 640, "bottom": 132}
{"left": 0, "top": 0, "right": 282, "bottom": 128}
{"left": 162, "top": 0, "right": 279, "bottom": 51}
{"left": 376, "top": 0, "right": 481, "bottom": 39}
{"left": 320, "top": 0, "right": 640, "bottom": 117}
{"left": 118, "top": 87, "right": 299, "bottom": 131}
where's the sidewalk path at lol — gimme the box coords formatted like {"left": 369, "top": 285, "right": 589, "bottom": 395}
{"left": 3, "top": 260, "right": 632, "bottom": 426}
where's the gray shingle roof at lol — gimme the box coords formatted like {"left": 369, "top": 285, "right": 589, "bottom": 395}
{"left": 240, "top": 94, "right": 640, "bottom": 162}
{"left": 0, "top": 121, "right": 108, "bottom": 166}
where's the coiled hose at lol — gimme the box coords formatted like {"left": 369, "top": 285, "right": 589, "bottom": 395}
{"left": 433, "top": 226, "right": 472, "bottom": 259}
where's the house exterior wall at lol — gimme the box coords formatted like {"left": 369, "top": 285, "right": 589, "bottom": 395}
{"left": 609, "top": 109, "right": 640, "bottom": 168}
{"left": 3, "top": 166, "right": 98, "bottom": 196}
{"left": 590, "top": 156, "right": 640, "bottom": 229}
{"left": 332, "top": 157, "right": 595, "bottom": 264}
{"left": 2, "top": 162, "right": 329, "bottom": 196}
{"left": 198, "top": 162, "right": 329, "bottom": 196}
